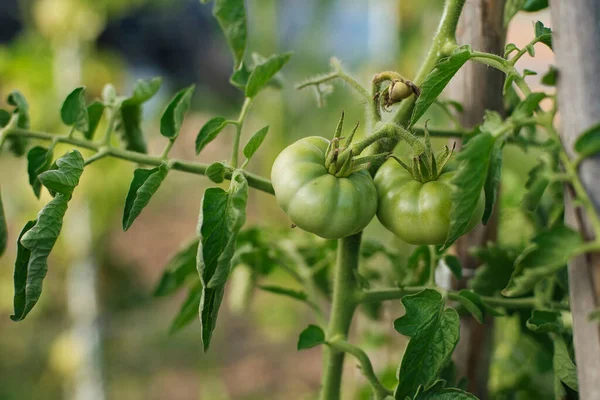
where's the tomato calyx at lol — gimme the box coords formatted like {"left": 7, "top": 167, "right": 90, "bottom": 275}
{"left": 372, "top": 71, "right": 420, "bottom": 112}
{"left": 324, "top": 112, "right": 391, "bottom": 177}
{"left": 390, "top": 124, "right": 455, "bottom": 183}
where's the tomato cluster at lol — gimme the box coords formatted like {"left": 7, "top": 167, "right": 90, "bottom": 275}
{"left": 271, "top": 131, "right": 484, "bottom": 243}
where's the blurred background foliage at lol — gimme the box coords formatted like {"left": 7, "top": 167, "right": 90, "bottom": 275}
{"left": 0, "top": 0, "right": 555, "bottom": 399}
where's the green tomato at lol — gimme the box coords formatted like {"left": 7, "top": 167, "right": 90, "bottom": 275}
{"left": 374, "top": 159, "right": 484, "bottom": 245}
{"left": 271, "top": 136, "right": 378, "bottom": 239}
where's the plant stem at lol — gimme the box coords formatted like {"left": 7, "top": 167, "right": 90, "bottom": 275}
{"left": 161, "top": 140, "right": 175, "bottom": 159}
{"left": 428, "top": 245, "right": 437, "bottom": 287}
{"left": 392, "top": 0, "right": 466, "bottom": 127}
{"left": 231, "top": 97, "right": 252, "bottom": 168}
{"left": 4, "top": 127, "right": 274, "bottom": 195}
{"left": 102, "top": 106, "right": 118, "bottom": 146}
{"left": 358, "top": 287, "right": 570, "bottom": 310}
{"left": 327, "top": 338, "right": 393, "bottom": 399}
{"left": 320, "top": 233, "right": 361, "bottom": 400}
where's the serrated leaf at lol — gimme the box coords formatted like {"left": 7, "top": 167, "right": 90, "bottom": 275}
{"left": 0, "top": 189, "right": 7, "bottom": 257}
{"left": 86, "top": 101, "right": 104, "bottom": 140}
{"left": 297, "top": 324, "right": 325, "bottom": 350}
{"left": 444, "top": 133, "right": 495, "bottom": 249}
{"left": 522, "top": 0, "right": 548, "bottom": 11}
{"left": 503, "top": 225, "right": 582, "bottom": 297}
{"left": 534, "top": 21, "right": 552, "bottom": 49}
{"left": 483, "top": 138, "right": 504, "bottom": 224}
{"left": 504, "top": 43, "right": 519, "bottom": 58}
{"left": 541, "top": 66, "right": 557, "bottom": 86}
{"left": 169, "top": 283, "right": 202, "bottom": 334}
{"left": 213, "top": 0, "right": 247, "bottom": 69}
{"left": 11, "top": 151, "right": 83, "bottom": 321}
{"left": 154, "top": 239, "right": 199, "bottom": 297}
{"left": 198, "top": 170, "right": 248, "bottom": 351}
{"left": 60, "top": 87, "right": 89, "bottom": 133}
{"left": 243, "top": 125, "right": 269, "bottom": 160}
{"left": 245, "top": 53, "right": 292, "bottom": 98}
{"left": 574, "top": 123, "right": 600, "bottom": 159}
{"left": 37, "top": 150, "right": 84, "bottom": 196}
{"left": 526, "top": 309, "right": 562, "bottom": 333}
{"left": 470, "top": 244, "right": 516, "bottom": 296}
{"left": 522, "top": 162, "right": 549, "bottom": 213}
{"left": 410, "top": 47, "right": 471, "bottom": 127}
{"left": 6, "top": 91, "right": 30, "bottom": 156}
{"left": 414, "top": 386, "right": 479, "bottom": 400}
{"left": 443, "top": 255, "right": 462, "bottom": 280}
{"left": 206, "top": 161, "right": 228, "bottom": 183}
{"left": 27, "top": 146, "right": 53, "bottom": 198}
{"left": 160, "top": 85, "right": 195, "bottom": 139}
{"left": 553, "top": 336, "right": 578, "bottom": 391}
{"left": 393, "top": 289, "right": 460, "bottom": 400}
{"left": 118, "top": 77, "right": 162, "bottom": 153}
{"left": 504, "top": 0, "right": 526, "bottom": 27}
{"left": 195, "top": 117, "right": 227, "bottom": 155}
{"left": 122, "top": 164, "right": 170, "bottom": 231}
{"left": 512, "top": 92, "right": 546, "bottom": 121}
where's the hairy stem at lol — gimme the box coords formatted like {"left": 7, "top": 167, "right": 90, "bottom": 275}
{"left": 231, "top": 97, "right": 252, "bottom": 168}
{"left": 320, "top": 233, "right": 361, "bottom": 400}
{"left": 327, "top": 338, "right": 392, "bottom": 399}
{"left": 3, "top": 127, "right": 274, "bottom": 194}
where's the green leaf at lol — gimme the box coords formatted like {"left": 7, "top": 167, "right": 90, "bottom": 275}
{"left": 541, "top": 66, "right": 557, "bottom": 86}
{"left": 503, "top": 225, "right": 582, "bottom": 297}
{"left": 0, "top": 109, "right": 11, "bottom": 127}
{"left": 414, "top": 386, "right": 479, "bottom": 400}
{"left": 553, "top": 336, "right": 578, "bottom": 392}
{"left": 60, "top": 87, "right": 89, "bottom": 133}
{"left": 7, "top": 91, "right": 30, "bottom": 156}
{"left": 243, "top": 125, "right": 269, "bottom": 160}
{"left": 393, "top": 289, "right": 460, "bottom": 400}
{"left": 154, "top": 239, "right": 199, "bottom": 297}
{"left": 522, "top": 0, "right": 548, "bottom": 11}
{"left": 443, "top": 255, "right": 463, "bottom": 280}
{"left": 504, "top": 43, "right": 519, "bottom": 58}
{"left": 444, "top": 132, "right": 495, "bottom": 248}
{"left": 11, "top": 151, "right": 83, "bottom": 321}
{"left": 483, "top": 138, "right": 504, "bottom": 224}
{"left": 160, "top": 85, "right": 195, "bottom": 140}
{"left": 297, "top": 324, "right": 325, "bottom": 350}
{"left": 213, "top": 0, "right": 247, "bottom": 69}
{"left": 574, "top": 123, "right": 600, "bottom": 159}
{"left": 37, "top": 150, "right": 84, "bottom": 196}
{"left": 0, "top": 189, "right": 7, "bottom": 257}
{"left": 534, "top": 21, "right": 552, "bottom": 49}
{"left": 169, "top": 283, "right": 202, "bottom": 334}
{"left": 523, "top": 69, "right": 537, "bottom": 77}
{"left": 27, "top": 146, "right": 54, "bottom": 198}
{"left": 85, "top": 101, "right": 104, "bottom": 140}
{"left": 206, "top": 161, "right": 228, "bottom": 183}
{"left": 522, "top": 162, "right": 549, "bottom": 213}
{"left": 410, "top": 47, "right": 471, "bottom": 127}
{"left": 504, "top": 0, "right": 526, "bottom": 27}
{"left": 470, "top": 244, "right": 516, "bottom": 296}
{"left": 456, "top": 291, "right": 484, "bottom": 323}
{"left": 259, "top": 284, "right": 309, "bottom": 303}
{"left": 526, "top": 309, "right": 562, "bottom": 334}
{"left": 230, "top": 61, "right": 251, "bottom": 91}
{"left": 118, "top": 77, "right": 162, "bottom": 153}
{"left": 198, "top": 170, "right": 248, "bottom": 351}
{"left": 459, "top": 289, "right": 503, "bottom": 319}
{"left": 526, "top": 44, "right": 535, "bottom": 57}
{"left": 195, "top": 117, "right": 228, "bottom": 155}
{"left": 512, "top": 92, "right": 546, "bottom": 121}
{"left": 245, "top": 53, "right": 292, "bottom": 98}
{"left": 122, "top": 164, "right": 170, "bottom": 231}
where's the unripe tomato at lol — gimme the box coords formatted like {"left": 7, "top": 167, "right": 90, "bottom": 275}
{"left": 271, "top": 136, "right": 378, "bottom": 239}
{"left": 374, "top": 159, "right": 484, "bottom": 245}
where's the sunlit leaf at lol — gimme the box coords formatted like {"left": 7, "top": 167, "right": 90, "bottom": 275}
{"left": 245, "top": 53, "right": 292, "bottom": 98}
{"left": 86, "top": 101, "right": 105, "bottom": 140}
{"left": 160, "top": 85, "right": 195, "bottom": 139}
{"left": 243, "top": 125, "right": 269, "bottom": 160}
{"left": 61, "top": 87, "right": 89, "bottom": 134}
{"left": 195, "top": 117, "right": 228, "bottom": 155}
{"left": 213, "top": 0, "right": 247, "bottom": 69}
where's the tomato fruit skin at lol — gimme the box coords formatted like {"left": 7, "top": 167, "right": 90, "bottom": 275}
{"left": 271, "top": 136, "right": 378, "bottom": 239}
{"left": 374, "top": 159, "right": 484, "bottom": 245}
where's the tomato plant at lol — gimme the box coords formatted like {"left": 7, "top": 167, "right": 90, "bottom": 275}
{"left": 1, "top": 0, "right": 599, "bottom": 399}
